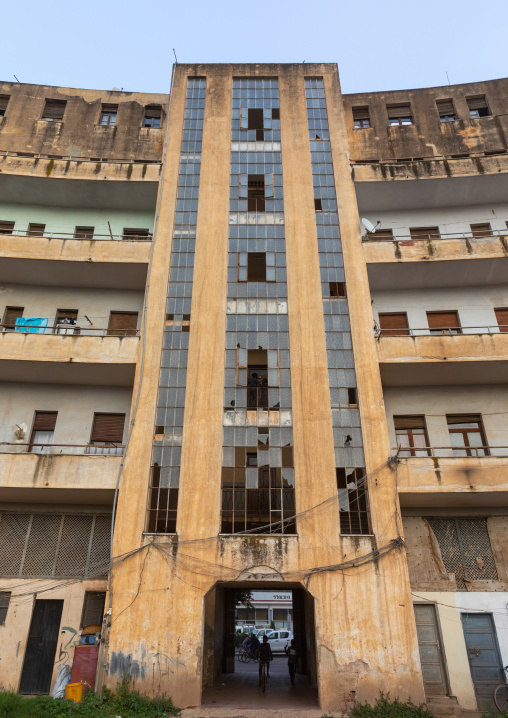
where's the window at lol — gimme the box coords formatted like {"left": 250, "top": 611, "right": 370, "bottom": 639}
{"left": 0, "top": 221, "right": 15, "bottom": 234}
{"left": 436, "top": 99, "right": 456, "bottom": 122}
{"left": 99, "top": 104, "right": 118, "bottom": 126}
{"left": 41, "top": 99, "right": 66, "bottom": 121}
{"left": 240, "top": 107, "right": 278, "bottom": 140}
{"left": 237, "top": 348, "right": 279, "bottom": 408}
{"left": 0, "top": 591, "right": 11, "bottom": 624}
{"left": 144, "top": 105, "right": 162, "bottom": 128}
{"left": 353, "top": 106, "right": 371, "bottom": 129}
{"left": 0, "top": 95, "right": 9, "bottom": 117}
{"left": 27, "top": 223, "right": 45, "bottom": 237}
{"left": 387, "top": 103, "right": 413, "bottom": 126}
{"left": 256, "top": 608, "right": 269, "bottom": 622}
{"left": 467, "top": 96, "right": 491, "bottom": 119}
{"left": 329, "top": 282, "right": 346, "bottom": 298}
{"left": 314, "top": 198, "right": 323, "bottom": 211}
{"left": 146, "top": 463, "right": 179, "bottom": 533}
{"left": 370, "top": 229, "right": 393, "bottom": 240}
{"left": 74, "top": 226, "right": 95, "bottom": 239}
{"left": 410, "top": 227, "right": 440, "bottom": 241}
{"left": 427, "top": 311, "right": 461, "bottom": 335}
{"left": 237, "top": 607, "right": 256, "bottom": 622}
{"left": 426, "top": 518, "right": 498, "bottom": 589}
{"left": 107, "top": 311, "right": 138, "bottom": 337}
{"left": 394, "top": 416, "right": 431, "bottom": 457}
{"left": 273, "top": 609, "right": 287, "bottom": 622}
{"left": 122, "top": 228, "right": 151, "bottom": 240}
{"left": 378, "top": 312, "right": 410, "bottom": 336}
{"left": 237, "top": 252, "right": 276, "bottom": 282}
{"left": 495, "top": 308, "right": 508, "bottom": 333}
{"left": 470, "top": 223, "right": 492, "bottom": 237}
{"left": 447, "top": 414, "right": 488, "bottom": 457}
{"left": 29, "top": 411, "right": 58, "bottom": 453}
{"left": 348, "top": 388, "right": 358, "bottom": 406}
{"left": 2, "top": 306, "right": 23, "bottom": 332}
{"left": 88, "top": 413, "right": 125, "bottom": 455}
{"left": 54, "top": 309, "right": 79, "bottom": 334}
{"left": 81, "top": 591, "right": 106, "bottom": 628}
{"left": 337, "top": 468, "right": 370, "bottom": 534}
{"left": 239, "top": 173, "right": 273, "bottom": 212}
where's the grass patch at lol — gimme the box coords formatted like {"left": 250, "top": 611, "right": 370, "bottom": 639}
{"left": 0, "top": 676, "right": 180, "bottom": 717}
{"left": 350, "top": 693, "right": 435, "bottom": 718}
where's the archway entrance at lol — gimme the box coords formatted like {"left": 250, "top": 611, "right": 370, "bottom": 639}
{"left": 202, "top": 583, "right": 319, "bottom": 710}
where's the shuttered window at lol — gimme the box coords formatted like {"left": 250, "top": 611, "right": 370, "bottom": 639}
{"left": 3, "top": 306, "right": 24, "bottom": 330}
{"left": 378, "top": 313, "right": 410, "bottom": 336}
{"left": 436, "top": 99, "right": 456, "bottom": 122}
{"left": 107, "top": 311, "right": 138, "bottom": 337}
{"left": 41, "top": 99, "right": 67, "bottom": 121}
{"left": 447, "top": 414, "right": 488, "bottom": 457}
{"left": 372, "top": 229, "right": 393, "bottom": 240}
{"left": 74, "top": 226, "right": 95, "bottom": 239}
{"left": 427, "top": 311, "right": 461, "bottom": 334}
{"left": 410, "top": 227, "right": 440, "bottom": 240}
{"left": 0, "top": 95, "right": 10, "bottom": 117}
{"left": 470, "top": 223, "right": 492, "bottom": 237}
{"left": 122, "top": 228, "right": 151, "bottom": 240}
{"left": 394, "top": 415, "right": 431, "bottom": 457}
{"left": 27, "top": 223, "right": 45, "bottom": 237}
{"left": 467, "top": 95, "right": 490, "bottom": 118}
{"left": 353, "top": 106, "right": 371, "bottom": 128}
{"left": 90, "top": 413, "right": 125, "bottom": 444}
{"left": 30, "top": 411, "right": 57, "bottom": 453}
{"left": 81, "top": 591, "right": 106, "bottom": 628}
{"left": 495, "top": 308, "right": 508, "bottom": 333}
{"left": 32, "top": 412, "right": 58, "bottom": 432}
{"left": 144, "top": 105, "right": 162, "bottom": 128}
{"left": 0, "top": 221, "right": 15, "bottom": 234}
{"left": 387, "top": 103, "right": 413, "bottom": 126}
{"left": 0, "top": 591, "right": 11, "bottom": 624}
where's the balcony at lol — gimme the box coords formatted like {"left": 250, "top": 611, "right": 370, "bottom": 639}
{"left": 394, "top": 451, "right": 508, "bottom": 508}
{"left": 0, "top": 444, "right": 121, "bottom": 503}
{"left": 0, "top": 329, "right": 139, "bottom": 385}
{"left": 377, "top": 329, "right": 508, "bottom": 385}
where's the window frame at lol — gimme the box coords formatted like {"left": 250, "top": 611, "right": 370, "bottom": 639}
{"left": 99, "top": 104, "right": 118, "bottom": 127}
{"left": 377, "top": 312, "right": 410, "bottom": 336}
{"left": 394, "top": 415, "right": 431, "bottom": 457}
{"left": 446, "top": 414, "right": 489, "bottom": 457}
{"left": 426, "top": 310, "right": 462, "bottom": 335}
{"left": 237, "top": 251, "right": 276, "bottom": 283}
{"left": 41, "top": 99, "right": 67, "bottom": 122}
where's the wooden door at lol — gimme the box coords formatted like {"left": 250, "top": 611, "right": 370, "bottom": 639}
{"left": 462, "top": 613, "right": 504, "bottom": 710}
{"left": 414, "top": 603, "right": 448, "bottom": 695}
{"left": 19, "top": 599, "right": 63, "bottom": 694}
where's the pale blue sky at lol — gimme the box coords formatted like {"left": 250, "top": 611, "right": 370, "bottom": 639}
{"left": 3, "top": 0, "right": 507, "bottom": 95}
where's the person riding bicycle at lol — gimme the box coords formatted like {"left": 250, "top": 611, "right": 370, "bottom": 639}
{"left": 258, "top": 634, "right": 273, "bottom": 686}
{"left": 249, "top": 632, "right": 260, "bottom": 659}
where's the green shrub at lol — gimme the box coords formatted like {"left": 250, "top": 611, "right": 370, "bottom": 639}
{"left": 0, "top": 676, "right": 180, "bottom": 718}
{"left": 351, "top": 693, "right": 436, "bottom": 718}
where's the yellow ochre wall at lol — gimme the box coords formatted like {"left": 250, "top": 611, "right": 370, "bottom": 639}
{"left": 106, "top": 64, "right": 425, "bottom": 711}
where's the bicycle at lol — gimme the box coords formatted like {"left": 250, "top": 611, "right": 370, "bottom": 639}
{"left": 237, "top": 647, "right": 255, "bottom": 663}
{"left": 259, "top": 659, "right": 269, "bottom": 693}
{"left": 494, "top": 666, "right": 508, "bottom": 711}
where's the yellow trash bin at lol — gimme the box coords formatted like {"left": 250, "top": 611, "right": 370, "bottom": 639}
{"left": 65, "top": 682, "right": 84, "bottom": 703}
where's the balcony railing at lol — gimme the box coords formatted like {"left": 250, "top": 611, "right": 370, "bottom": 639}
{"left": 0, "top": 149, "right": 162, "bottom": 165}
{"left": 377, "top": 324, "right": 507, "bottom": 337}
{"left": 1, "top": 324, "right": 140, "bottom": 337}
{"left": 0, "top": 229, "right": 152, "bottom": 241}
{"left": 393, "top": 446, "right": 508, "bottom": 458}
{"left": 0, "top": 442, "right": 125, "bottom": 456}
{"left": 364, "top": 230, "right": 507, "bottom": 242}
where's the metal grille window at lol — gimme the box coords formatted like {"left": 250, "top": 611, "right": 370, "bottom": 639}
{"left": 436, "top": 99, "right": 456, "bottom": 122}
{"left": 100, "top": 104, "right": 118, "bottom": 126}
{"left": 0, "top": 591, "right": 11, "bottom": 624}
{"left": 41, "top": 99, "right": 66, "bottom": 121}
{"left": 0, "top": 513, "right": 111, "bottom": 578}
{"left": 0, "top": 95, "right": 10, "bottom": 117}
{"left": 467, "top": 95, "right": 491, "bottom": 119}
{"left": 426, "top": 518, "right": 498, "bottom": 590}
{"left": 144, "top": 105, "right": 162, "bottom": 128}
{"left": 353, "top": 106, "right": 371, "bottom": 129}
{"left": 305, "top": 78, "right": 368, "bottom": 535}
{"left": 387, "top": 103, "right": 413, "bottom": 126}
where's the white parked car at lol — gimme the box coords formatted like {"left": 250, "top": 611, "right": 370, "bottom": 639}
{"left": 266, "top": 629, "right": 293, "bottom": 652}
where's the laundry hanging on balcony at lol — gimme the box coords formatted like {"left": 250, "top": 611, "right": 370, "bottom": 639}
{"left": 14, "top": 317, "right": 49, "bottom": 333}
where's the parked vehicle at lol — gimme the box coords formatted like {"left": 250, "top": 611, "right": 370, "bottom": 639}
{"left": 266, "top": 629, "right": 293, "bottom": 652}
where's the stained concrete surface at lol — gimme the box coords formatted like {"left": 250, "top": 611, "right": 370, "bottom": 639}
{"left": 198, "top": 655, "right": 320, "bottom": 712}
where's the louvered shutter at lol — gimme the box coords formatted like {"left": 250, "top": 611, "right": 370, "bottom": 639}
{"left": 436, "top": 100, "right": 454, "bottom": 115}
{"left": 3, "top": 307, "right": 24, "bottom": 329}
{"left": 495, "top": 308, "right": 508, "bottom": 333}
{"left": 410, "top": 227, "right": 440, "bottom": 240}
{"left": 467, "top": 96, "right": 488, "bottom": 110}
{"left": 90, "top": 413, "right": 125, "bottom": 443}
{"left": 427, "top": 312, "right": 460, "bottom": 330}
{"left": 42, "top": 100, "right": 66, "bottom": 120}
{"left": 446, "top": 414, "right": 481, "bottom": 426}
{"left": 353, "top": 106, "right": 370, "bottom": 120}
{"left": 387, "top": 104, "right": 411, "bottom": 118}
{"left": 33, "top": 412, "right": 58, "bottom": 431}
{"left": 470, "top": 223, "right": 492, "bottom": 237}
{"left": 394, "top": 415, "right": 426, "bottom": 430}
{"left": 378, "top": 313, "right": 410, "bottom": 335}
{"left": 107, "top": 312, "right": 138, "bottom": 336}
{"left": 81, "top": 591, "right": 106, "bottom": 627}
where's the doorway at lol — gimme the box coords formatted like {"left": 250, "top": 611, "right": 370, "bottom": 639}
{"left": 202, "top": 584, "right": 318, "bottom": 709}
{"left": 462, "top": 613, "right": 504, "bottom": 710}
{"left": 19, "top": 599, "right": 63, "bottom": 694}
{"left": 414, "top": 603, "right": 449, "bottom": 695}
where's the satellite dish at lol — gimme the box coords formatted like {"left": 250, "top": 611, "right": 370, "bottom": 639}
{"left": 361, "top": 218, "right": 376, "bottom": 233}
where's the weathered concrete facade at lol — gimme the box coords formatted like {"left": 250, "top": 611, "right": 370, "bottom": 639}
{"left": 0, "top": 65, "right": 507, "bottom": 713}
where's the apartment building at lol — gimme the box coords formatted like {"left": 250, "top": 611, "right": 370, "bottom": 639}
{"left": 0, "top": 66, "right": 506, "bottom": 713}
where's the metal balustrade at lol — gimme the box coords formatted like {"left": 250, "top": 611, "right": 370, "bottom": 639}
{"left": 0, "top": 324, "right": 140, "bottom": 337}
{"left": 0, "top": 442, "right": 125, "bottom": 455}
{"left": 377, "top": 324, "right": 507, "bottom": 337}
{"left": 0, "top": 229, "right": 152, "bottom": 241}
{"left": 363, "top": 230, "right": 507, "bottom": 242}
{"left": 392, "top": 445, "right": 508, "bottom": 458}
